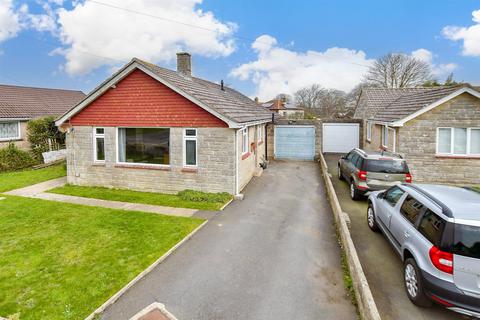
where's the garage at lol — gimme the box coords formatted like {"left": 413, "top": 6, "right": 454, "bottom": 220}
{"left": 274, "top": 126, "right": 315, "bottom": 160}
{"left": 322, "top": 123, "right": 359, "bottom": 153}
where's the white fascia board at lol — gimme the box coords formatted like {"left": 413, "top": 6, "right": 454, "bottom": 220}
{"left": 56, "top": 62, "right": 241, "bottom": 128}
{"left": 391, "top": 87, "right": 480, "bottom": 127}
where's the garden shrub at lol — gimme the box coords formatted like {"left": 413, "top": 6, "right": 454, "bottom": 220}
{"left": 178, "top": 189, "right": 232, "bottom": 203}
{"left": 27, "top": 116, "right": 65, "bottom": 161}
{"left": 0, "top": 143, "right": 35, "bottom": 172}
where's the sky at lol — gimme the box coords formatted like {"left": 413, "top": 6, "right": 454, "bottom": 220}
{"left": 1, "top": 0, "right": 480, "bottom": 100}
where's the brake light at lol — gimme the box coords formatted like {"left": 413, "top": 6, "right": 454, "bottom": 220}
{"left": 357, "top": 170, "right": 367, "bottom": 181}
{"left": 429, "top": 246, "right": 453, "bottom": 274}
{"left": 405, "top": 173, "right": 412, "bottom": 183}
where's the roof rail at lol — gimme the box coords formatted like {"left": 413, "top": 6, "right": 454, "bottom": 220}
{"left": 402, "top": 184, "right": 453, "bottom": 218}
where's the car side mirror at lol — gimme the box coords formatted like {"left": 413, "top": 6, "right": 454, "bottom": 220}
{"left": 377, "top": 192, "right": 385, "bottom": 199}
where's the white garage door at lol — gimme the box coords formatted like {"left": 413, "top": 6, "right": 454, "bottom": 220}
{"left": 322, "top": 123, "right": 359, "bottom": 153}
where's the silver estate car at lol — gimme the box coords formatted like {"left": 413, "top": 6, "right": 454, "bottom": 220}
{"left": 367, "top": 184, "right": 480, "bottom": 318}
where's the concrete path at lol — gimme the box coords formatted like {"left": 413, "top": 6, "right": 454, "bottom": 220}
{"left": 4, "top": 177, "right": 198, "bottom": 218}
{"left": 101, "top": 161, "right": 357, "bottom": 320}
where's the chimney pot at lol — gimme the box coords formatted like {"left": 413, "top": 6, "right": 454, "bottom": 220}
{"left": 176, "top": 52, "right": 192, "bottom": 77}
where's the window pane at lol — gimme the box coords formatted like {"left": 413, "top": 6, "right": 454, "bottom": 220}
{"left": 418, "top": 209, "right": 446, "bottom": 247}
{"left": 452, "top": 224, "right": 480, "bottom": 259}
{"left": 385, "top": 186, "right": 405, "bottom": 206}
{"left": 366, "top": 159, "right": 409, "bottom": 174}
{"left": 0, "top": 122, "right": 19, "bottom": 139}
{"left": 470, "top": 129, "right": 480, "bottom": 154}
{"left": 438, "top": 128, "right": 451, "bottom": 153}
{"left": 185, "top": 139, "right": 196, "bottom": 166}
{"left": 400, "top": 196, "right": 424, "bottom": 224}
{"left": 96, "top": 128, "right": 104, "bottom": 135}
{"left": 122, "top": 128, "right": 169, "bottom": 165}
{"left": 185, "top": 129, "right": 196, "bottom": 136}
{"left": 454, "top": 128, "right": 467, "bottom": 154}
{"left": 96, "top": 137, "right": 105, "bottom": 161}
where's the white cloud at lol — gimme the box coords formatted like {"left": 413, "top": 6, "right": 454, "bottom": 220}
{"left": 230, "top": 34, "right": 374, "bottom": 100}
{"left": 411, "top": 48, "right": 457, "bottom": 77}
{"left": 53, "top": 0, "right": 236, "bottom": 75}
{"left": 443, "top": 9, "right": 480, "bottom": 56}
{"left": 0, "top": 0, "right": 21, "bottom": 43}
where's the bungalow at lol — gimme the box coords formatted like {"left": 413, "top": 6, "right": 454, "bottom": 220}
{"left": 56, "top": 53, "right": 272, "bottom": 195}
{"left": 0, "top": 84, "right": 85, "bottom": 149}
{"left": 354, "top": 85, "right": 480, "bottom": 185}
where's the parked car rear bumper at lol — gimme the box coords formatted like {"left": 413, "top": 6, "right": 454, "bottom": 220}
{"left": 421, "top": 270, "right": 480, "bottom": 317}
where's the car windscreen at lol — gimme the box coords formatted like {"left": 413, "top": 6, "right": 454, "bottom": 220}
{"left": 365, "top": 159, "right": 409, "bottom": 174}
{"left": 452, "top": 224, "right": 480, "bottom": 259}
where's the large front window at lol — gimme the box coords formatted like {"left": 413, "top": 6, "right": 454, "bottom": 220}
{"left": 118, "top": 128, "right": 169, "bottom": 165}
{"left": 437, "top": 127, "right": 480, "bottom": 156}
{"left": 0, "top": 121, "right": 20, "bottom": 140}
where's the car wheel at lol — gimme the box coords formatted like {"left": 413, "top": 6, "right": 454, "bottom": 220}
{"left": 367, "top": 205, "right": 379, "bottom": 232}
{"left": 338, "top": 165, "right": 344, "bottom": 180}
{"left": 350, "top": 181, "right": 362, "bottom": 201}
{"left": 404, "top": 258, "right": 432, "bottom": 307}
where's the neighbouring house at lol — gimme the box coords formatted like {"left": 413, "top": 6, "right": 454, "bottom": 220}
{"left": 261, "top": 98, "right": 304, "bottom": 119}
{"left": 354, "top": 85, "right": 480, "bottom": 185}
{"left": 0, "top": 84, "right": 85, "bottom": 149}
{"left": 56, "top": 53, "right": 272, "bottom": 195}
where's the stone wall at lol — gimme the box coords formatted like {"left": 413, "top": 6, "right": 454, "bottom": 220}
{"left": 398, "top": 93, "right": 480, "bottom": 185}
{"left": 0, "top": 121, "right": 30, "bottom": 150}
{"left": 66, "top": 126, "right": 237, "bottom": 194}
{"left": 364, "top": 123, "right": 383, "bottom": 152}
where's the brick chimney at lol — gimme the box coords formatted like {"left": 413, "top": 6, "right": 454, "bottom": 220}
{"left": 176, "top": 52, "right": 192, "bottom": 77}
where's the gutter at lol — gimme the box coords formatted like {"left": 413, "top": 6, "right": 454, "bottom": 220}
{"left": 234, "top": 128, "right": 239, "bottom": 195}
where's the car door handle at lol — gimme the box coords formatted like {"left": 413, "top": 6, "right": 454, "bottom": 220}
{"left": 404, "top": 231, "right": 410, "bottom": 239}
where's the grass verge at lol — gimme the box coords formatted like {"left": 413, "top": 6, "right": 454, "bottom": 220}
{"left": 0, "top": 163, "right": 66, "bottom": 193}
{"left": 0, "top": 195, "right": 203, "bottom": 320}
{"left": 47, "top": 185, "right": 232, "bottom": 211}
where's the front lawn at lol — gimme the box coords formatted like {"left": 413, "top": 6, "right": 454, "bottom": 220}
{"left": 0, "top": 163, "right": 66, "bottom": 193}
{"left": 48, "top": 185, "right": 232, "bottom": 211}
{"left": 0, "top": 196, "right": 203, "bottom": 320}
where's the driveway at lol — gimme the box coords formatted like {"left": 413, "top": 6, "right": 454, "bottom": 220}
{"left": 324, "top": 153, "right": 465, "bottom": 320}
{"left": 102, "top": 161, "right": 356, "bottom": 320}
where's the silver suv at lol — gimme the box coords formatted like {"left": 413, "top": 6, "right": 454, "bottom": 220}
{"left": 368, "top": 184, "right": 480, "bottom": 318}
{"left": 338, "top": 149, "right": 412, "bottom": 200}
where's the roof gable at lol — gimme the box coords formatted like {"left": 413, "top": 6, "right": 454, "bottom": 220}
{"left": 57, "top": 58, "right": 271, "bottom": 128}
{"left": 69, "top": 69, "right": 228, "bottom": 128}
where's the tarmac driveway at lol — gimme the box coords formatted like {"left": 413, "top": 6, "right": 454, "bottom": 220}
{"left": 102, "top": 161, "right": 356, "bottom": 320}
{"left": 324, "top": 153, "right": 465, "bottom": 320}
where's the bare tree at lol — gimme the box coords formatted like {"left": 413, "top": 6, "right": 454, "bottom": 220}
{"left": 294, "top": 84, "right": 350, "bottom": 118}
{"left": 294, "top": 84, "right": 323, "bottom": 109}
{"left": 364, "top": 53, "right": 433, "bottom": 88}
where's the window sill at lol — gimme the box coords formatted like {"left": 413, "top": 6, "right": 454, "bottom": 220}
{"left": 241, "top": 152, "right": 251, "bottom": 160}
{"left": 0, "top": 138, "right": 22, "bottom": 142}
{"left": 366, "top": 139, "right": 371, "bottom": 143}
{"left": 92, "top": 162, "right": 106, "bottom": 167}
{"left": 435, "top": 155, "right": 480, "bottom": 159}
{"left": 257, "top": 141, "right": 263, "bottom": 146}
{"left": 181, "top": 167, "right": 198, "bottom": 173}
{"left": 114, "top": 164, "right": 171, "bottom": 171}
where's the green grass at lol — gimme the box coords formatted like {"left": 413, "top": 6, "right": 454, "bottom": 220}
{"left": 0, "top": 163, "right": 66, "bottom": 193}
{"left": 48, "top": 185, "right": 232, "bottom": 211}
{"left": 0, "top": 195, "right": 203, "bottom": 320}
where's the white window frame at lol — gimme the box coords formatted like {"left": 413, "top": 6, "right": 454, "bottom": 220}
{"left": 436, "top": 127, "right": 480, "bottom": 156}
{"left": 115, "top": 127, "right": 171, "bottom": 168}
{"left": 382, "top": 125, "right": 388, "bottom": 148}
{"left": 183, "top": 128, "right": 198, "bottom": 167}
{"left": 366, "top": 121, "right": 372, "bottom": 142}
{"left": 93, "top": 127, "right": 105, "bottom": 163}
{"left": 0, "top": 121, "right": 21, "bottom": 141}
{"left": 242, "top": 127, "right": 249, "bottom": 154}
{"left": 258, "top": 125, "right": 263, "bottom": 143}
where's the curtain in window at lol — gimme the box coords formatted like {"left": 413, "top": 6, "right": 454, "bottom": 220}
{"left": 471, "top": 129, "right": 480, "bottom": 154}
{"left": 438, "top": 128, "right": 451, "bottom": 153}
{"left": 118, "top": 128, "right": 126, "bottom": 162}
{"left": 0, "top": 122, "right": 19, "bottom": 139}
